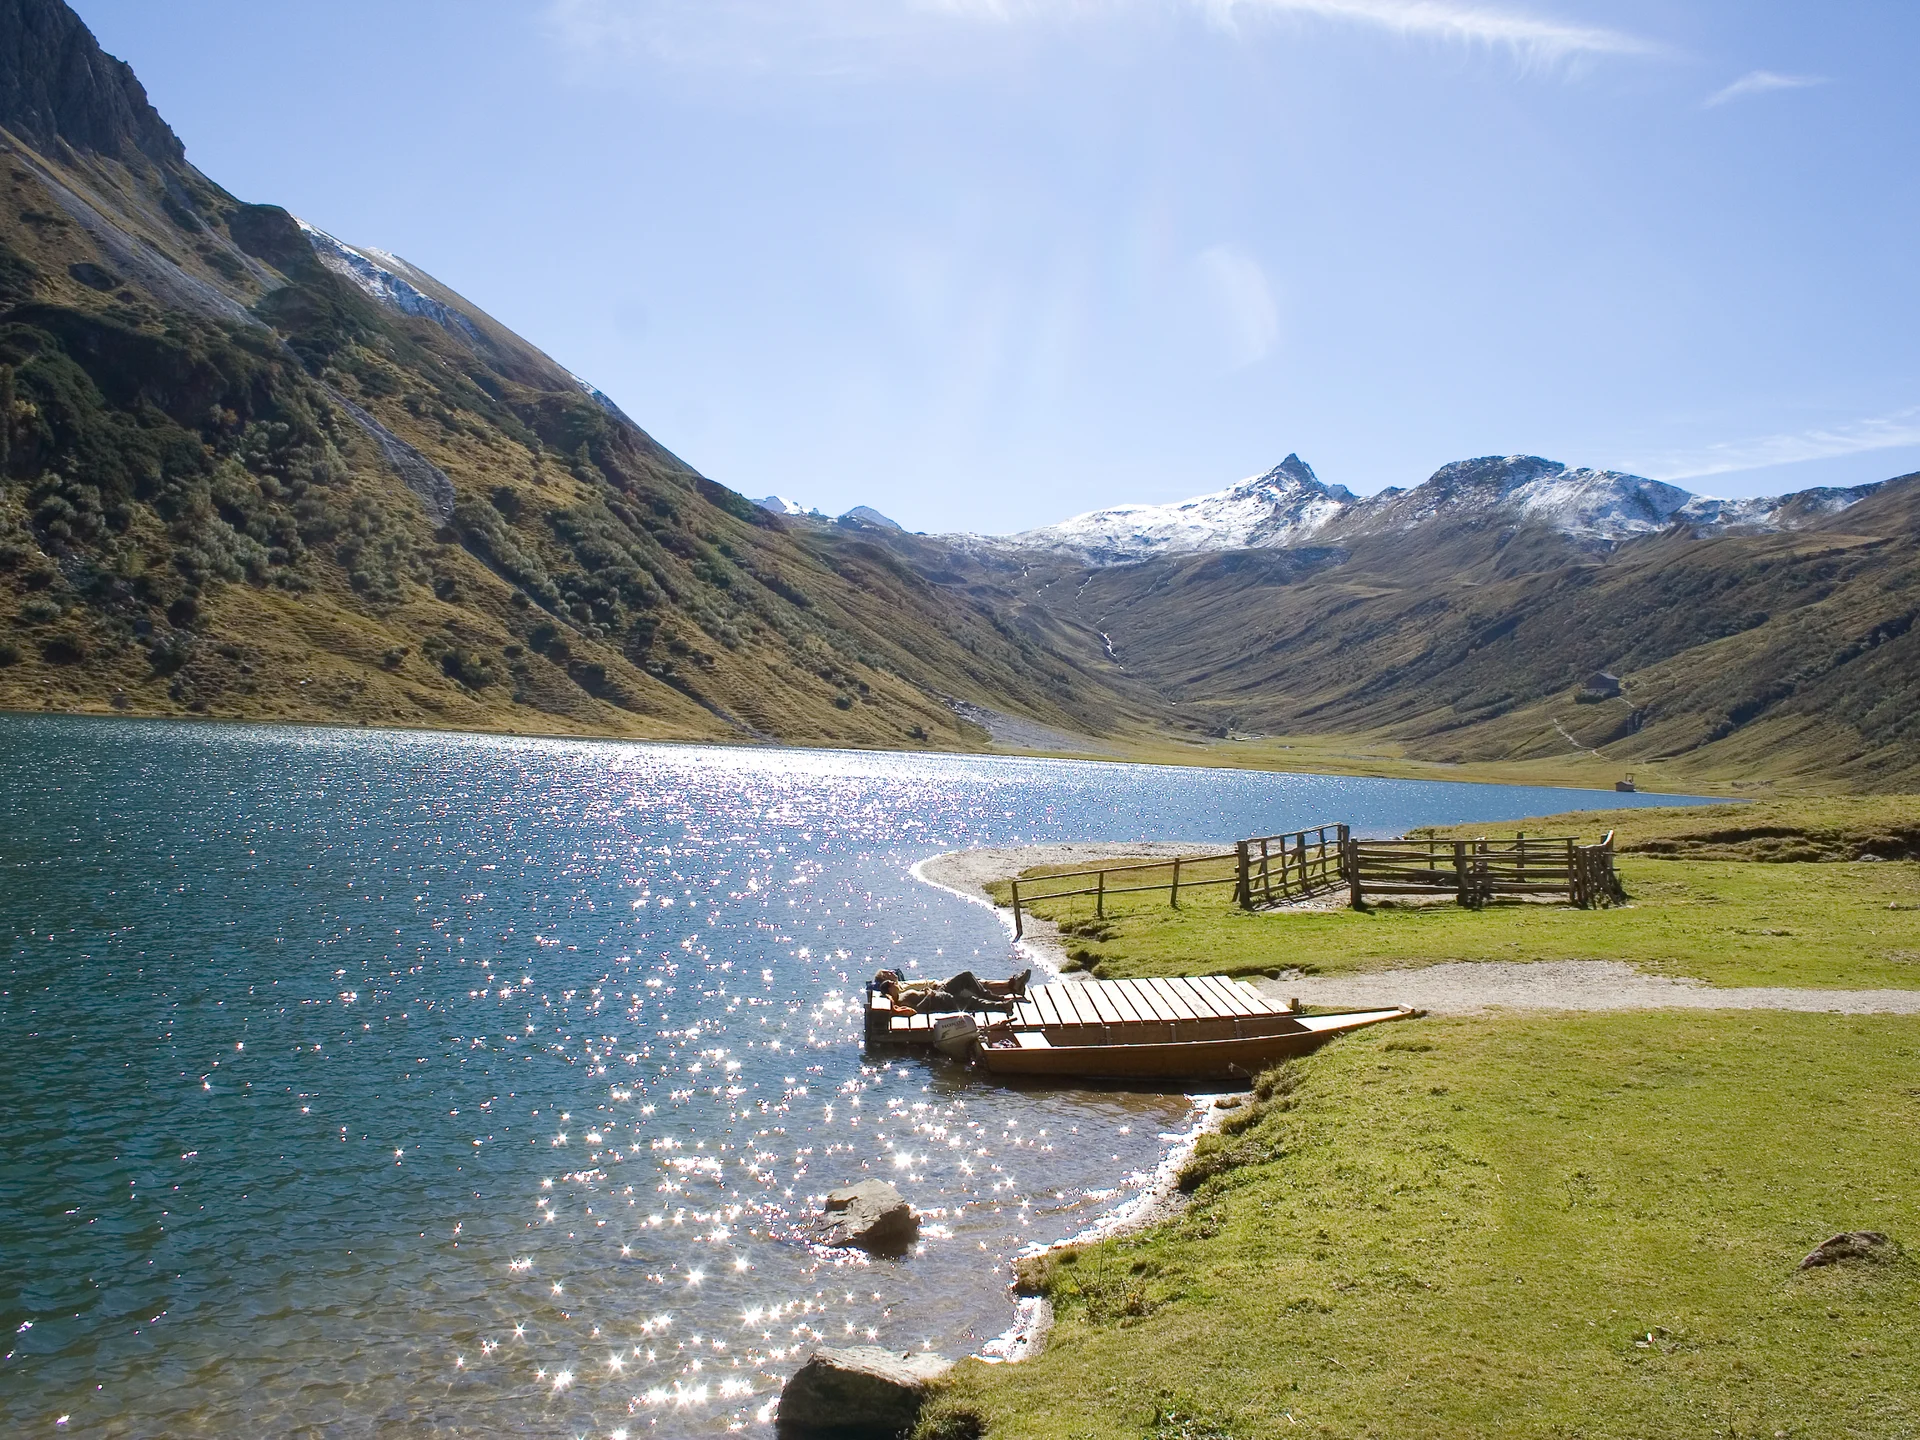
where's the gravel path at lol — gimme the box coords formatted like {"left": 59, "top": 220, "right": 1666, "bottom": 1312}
{"left": 918, "top": 845, "right": 1920, "bottom": 1016}
{"left": 1252, "top": 960, "right": 1920, "bottom": 1016}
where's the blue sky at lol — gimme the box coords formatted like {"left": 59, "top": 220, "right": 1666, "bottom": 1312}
{"left": 76, "top": 0, "right": 1920, "bottom": 533}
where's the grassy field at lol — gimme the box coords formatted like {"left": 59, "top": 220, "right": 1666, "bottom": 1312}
{"left": 1412, "top": 798, "right": 1920, "bottom": 862}
{"left": 991, "top": 853, "right": 1920, "bottom": 991}
{"left": 1019, "top": 730, "right": 1754, "bottom": 798}
{"left": 922, "top": 1011, "right": 1920, "bottom": 1440}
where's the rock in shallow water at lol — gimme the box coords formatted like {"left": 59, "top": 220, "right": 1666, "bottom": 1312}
{"left": 813, "top": 1179, "right": 919, "bottom": 1254}
{"left": 776, "top": 1345, "right": 953, "bottom": 1438}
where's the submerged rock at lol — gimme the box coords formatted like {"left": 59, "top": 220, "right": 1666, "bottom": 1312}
{"left": 776, "top": 1345, "right": 952, "bottom": 1438}
{"left": 1799, "top": 1231, "right": 1892, "bottom": 1269}
{"left": 813, "top": 1180, "right": 918, "bottom": 1254}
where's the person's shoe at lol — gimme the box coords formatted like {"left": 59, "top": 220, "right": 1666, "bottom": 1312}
{"left": 1012, "top": 968, "right": 1032, "bottom": 998}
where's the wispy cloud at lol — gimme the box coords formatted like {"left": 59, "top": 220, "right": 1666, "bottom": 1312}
{"left": 1192, "top": 244, "right": 1281, "bottom": 367}
{"left": 1201, "top": 0, "right": 1657, "bottom": 63}
{"left": 1702, "top": 69, "right": 1829, "bottom": 108}
{"left": 546, "top": 0, "right": 1659, "bottom": 71}
{"left": 1633, "top": 407, "right": 1920, "bottom": 482}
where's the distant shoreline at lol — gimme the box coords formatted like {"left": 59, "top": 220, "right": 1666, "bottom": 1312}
{"left": 0, "top": 707, "right": 1737, "bottom": 797}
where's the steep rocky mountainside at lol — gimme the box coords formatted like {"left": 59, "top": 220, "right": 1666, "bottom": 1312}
{"left": 0, "top": 0, "right": 1156, "bottom": 748}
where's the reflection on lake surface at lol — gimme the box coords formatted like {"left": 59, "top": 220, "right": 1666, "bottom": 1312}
{"left": 0, "top": 717, "right": 1712, "bottom": 1436}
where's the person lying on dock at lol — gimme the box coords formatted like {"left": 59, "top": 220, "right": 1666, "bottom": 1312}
{"left": 875, "top": 968, "right": 1030, "bottom": 1015}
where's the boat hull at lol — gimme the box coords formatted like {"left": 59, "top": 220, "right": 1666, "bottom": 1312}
{"left": 976, "top": 1007, "right": 1411, "bottom": 1080}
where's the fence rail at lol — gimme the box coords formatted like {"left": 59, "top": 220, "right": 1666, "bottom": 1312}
{"left": 1004, "top": 825, "right": 1622, "bottom": 935}
{"left": 1339, "top": 832, "right": 1621, "bottom": 909}
{"left": 1008, "top": 850, "right": 1242, "bottom": 937}
{"left": 1235, "top": 825, "right": 1348, "bottom": 910}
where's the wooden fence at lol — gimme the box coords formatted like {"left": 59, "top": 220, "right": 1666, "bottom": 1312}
{"left": 1006, "top": 824, "right": 1348, "bottom": 935}
{"left": 1235, "top": 825, "right": 1348, "bottom": 910}
{"left": 1337, "top": 832, "right": 1622, "bottom": 910}
{"left": 1008, "top": 848, "right": 1241, "bottom": 937}
{"left": 1004, "top": 826, "right": 1622, "bottom": 934}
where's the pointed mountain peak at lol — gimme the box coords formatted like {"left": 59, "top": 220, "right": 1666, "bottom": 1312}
{"left": 1240, "top": 453, "right": 1355, "bottom": 503}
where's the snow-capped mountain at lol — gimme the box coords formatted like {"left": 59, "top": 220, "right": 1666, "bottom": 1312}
{"left": 755, "top": 495, "right": 813, "bottom": 517}
{"left": 978, "top": 453, "right": 1883, "bottom": 566}
{"left": 997, "top": 455, "right": 1355, "bottom": 565}
{"left": 1675, "top": 483, "right": 1885, "bottom": 532}
{"left": 1336, "top": 455, "right": 1697, "bottom": 542}
{"left": 752, "top": 497, "right": 904, "bottom": 530}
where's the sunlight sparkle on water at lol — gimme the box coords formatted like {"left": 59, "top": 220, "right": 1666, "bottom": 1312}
{"left": 3, "top": 719, "right": 1690, "bottom": 1435}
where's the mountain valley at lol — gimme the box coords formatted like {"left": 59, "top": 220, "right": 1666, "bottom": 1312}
{"left": 2, "top": 0, "right": 1916, "bottom": 792}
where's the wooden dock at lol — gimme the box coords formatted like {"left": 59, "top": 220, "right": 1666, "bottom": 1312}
{"left": 865, "top": 974, "right": 1297, "bottom": 1048}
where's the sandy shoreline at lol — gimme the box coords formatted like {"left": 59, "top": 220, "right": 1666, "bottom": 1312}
{"left": 913, "top": 841, "right": 1227, "bottom": 976}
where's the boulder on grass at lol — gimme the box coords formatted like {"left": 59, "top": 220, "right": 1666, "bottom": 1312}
{"left": 1800, "top": 1231, "right": 1892, "bottom": 1269}
{"left": 776, "top": 1345, "right": 952, "bottom": 1438}
{"left": 812, "top": 1180, "right": 918, "bottom": 1254}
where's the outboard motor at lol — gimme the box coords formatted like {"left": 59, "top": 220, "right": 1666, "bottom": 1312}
{"left": 930, "top": 1013, "right": 979, "bottom": 1060}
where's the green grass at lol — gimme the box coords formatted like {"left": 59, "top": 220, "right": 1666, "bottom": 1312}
{"left": 923, "top": 1011, "right": 1920, "bottom": 1439}
{"left": 992, "top": 856, "right": 1920, "bottom": 991}
{"left": 1411, "top": 797, "right": 1920, "bottom": 862}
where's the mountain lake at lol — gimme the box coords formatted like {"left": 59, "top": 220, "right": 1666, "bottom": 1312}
{"left": 0, "top": 716, "right": 1716, "bottom": 1436}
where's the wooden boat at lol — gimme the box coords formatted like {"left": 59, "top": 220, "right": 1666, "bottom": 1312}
{"left": 975, "top": 1005, "right": 1412, "bottom": 1079}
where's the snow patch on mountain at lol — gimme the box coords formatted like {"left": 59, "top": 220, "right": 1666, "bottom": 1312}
{"left": 998, "top": 454, "right": 1354, "bottom": 564}
{"left": 753, "top": 497, "right": 906, "bottom": 530}
{"left": 1350, "top": 456, "right": 1694, "bottom": 540}
{"left": 296, "top": 220, "right": 483, "bottom": 345}
{"left": 1677, "top": 482, "right": 1885, "bottom": 531}
{"left": 563, "top": 368, "right": 641, "bottom": 430}
{"left": 755, "top": 496, "right": 814, "bottom": 517}
{"left": 298, "top": 218, "right": 642, "bottom": 434}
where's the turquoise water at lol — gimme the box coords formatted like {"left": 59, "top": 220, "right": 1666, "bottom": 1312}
{"left": 0, "top": 716, "right": 1713, "bottom": 1437}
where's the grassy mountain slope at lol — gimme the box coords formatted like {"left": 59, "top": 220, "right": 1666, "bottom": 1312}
{"left": 0, "top": 0, "right": 1152, "bottom": 749}
{"left": 889, "top": 482, "right": 1920, "bottom": 791}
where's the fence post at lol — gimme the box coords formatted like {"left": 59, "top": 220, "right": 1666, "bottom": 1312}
{"left": 1011, "top": 879, "right": 1024, "bottom": 939}
{"left": 1170, "top": 855, "right": 1182, "bottom": 910}
{"left": 1454, "top": 840, "right": 1469, "bottom": 907}
{"left": 1261, "top": 837, "right": 1273, "bottom": 907}
{"left": 1096, "top": 868, "right": 1106, "bottom": 919}
{"left": 1236, "top": 840, "right": 1252, "bottom": 911}
{"left": 1344, "top": 834, "right": 1364, "bottom": 910}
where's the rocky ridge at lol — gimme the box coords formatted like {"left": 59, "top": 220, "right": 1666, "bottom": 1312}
{"left": 973, "top": 453, "right": 1885, "bottom": 567}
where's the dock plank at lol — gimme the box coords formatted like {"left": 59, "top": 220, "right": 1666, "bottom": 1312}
{"left": 1176, "top": 976, "right": 1231, "bottom": 1019}
{"left": 1234, "top": 980, "right": 1281, "bottom": 1014}
{"left": 1059, "top": 985, "right": 1102, "bottom": 1028}
{"left": 1098, "top": 983, "right": 1152, "bottom": 1029}
{"left": 1127, "top": 978, "right": 1181, "bottom": 1022}
{"left": 1082, "top": 983, "right": 1127, "bottom": 1026}
{"left": 1170, "top": 977, "right": 1218, "bottom": 1020}
{"left": 1136, "top": 983, "right": 1182, "bottom": 1029}
{"left": 1101, "top": 980, "right": 1146, "bottom": 1024}
{"left": 1143, "top": 977, "right": 1200, "bottom": 1021}
{"left": 1183, "top": 975, "right": 1239, "bottom": 1016}
{"left": 1033, "top": 986, "right": 1071, "bottom": 1029}
{"left": 1192, "top": 975, "right": 1257, "bottom": 1017}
